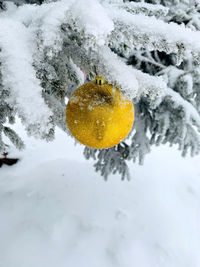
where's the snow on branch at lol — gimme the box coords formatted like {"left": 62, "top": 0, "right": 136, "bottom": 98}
{"left": 9, "top": 0, "right": 113, "bottom": 52}
{"left": 103, "top": 1, "right": 169, "bottom": 18}
{"left": 95, "top": 47, "right": 139, "bottom": 97}
{"left": 0, "top": 18, "right": 53, "bottom": 139}
{"left": 11, "top": 0, "right": 73, "bottom": 52}
{"left": 96, "top": 47, "right": 168, "bottom": 101}
{"left": 131, "top": 68, "right": 167, "bottom": 102}
{"left": 64, "top": 43, "right": 167, "bottom": 101}
{"left": 164, "top": 87, "right": 200, "bottom": 130}
{"left": 38, "top": 0, "right": 112, "bottom": 49}
{"left": 68, "top": 0, "right": 114, "bottom": 47}
{"left": 108, "top": 8, "right": 200, "bottom": 64}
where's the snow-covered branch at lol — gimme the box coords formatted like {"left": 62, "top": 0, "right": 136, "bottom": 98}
{"left": 0, "top": 17, "right": 54, "bottom": 139}
{"left": 165, "top": 87, "right": 200, "bottom": 129}
{"left": 104, "top": 1, "right": 169, "bottom": 18}
{"left": 108, "top": 8, "right": 200, "bottom": 63}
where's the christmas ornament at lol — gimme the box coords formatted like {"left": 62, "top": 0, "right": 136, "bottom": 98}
{"left": 66, "top": 76, "right": 134, "bottom": 149}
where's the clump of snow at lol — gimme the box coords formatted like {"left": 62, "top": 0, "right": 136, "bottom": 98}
{"left": 97, "top": 47, "right": 139, "bottom": 98}
{"left": 97, "top": 47, "right": 166, "bottom": 101}
{"left": 88, "top": 105, "right": 94, "bottom": 111}
{"left": 70, "top": 0, "right": 114, "bottom": 46}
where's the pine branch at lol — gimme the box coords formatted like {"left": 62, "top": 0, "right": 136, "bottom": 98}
{"left": 104, "top": 1, "right": 169, "bottom": 18}
{"left": 108, "top": 8, "right": 200, "bottom": 63}
{"left": 165, "top": 87, "right": 200, "bottom": 130}
{"left": 0, "top": 18, "right": 54, "bottom": 139}
{"left": 3, "top": 126, "right": 25, "bottom": 150}
{"left": 64, "top": 43, "right": 166, "bottom": 102}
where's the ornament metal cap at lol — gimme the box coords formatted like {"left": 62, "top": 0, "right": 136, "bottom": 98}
{"left": 95, "top": 76, "right": 106, "bottom": 86}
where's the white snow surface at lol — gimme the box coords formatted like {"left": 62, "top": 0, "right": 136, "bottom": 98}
{"left": 1, "top": 122, "right": 200, "bottom": 267}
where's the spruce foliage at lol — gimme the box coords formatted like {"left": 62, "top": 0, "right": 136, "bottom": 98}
{"left": 0, "top": 0, "right": 200, "bottom": 178}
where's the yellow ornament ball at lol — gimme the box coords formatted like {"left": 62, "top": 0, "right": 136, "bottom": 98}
{"left": 66, "top": 76, "right": 134, "bottom": 149}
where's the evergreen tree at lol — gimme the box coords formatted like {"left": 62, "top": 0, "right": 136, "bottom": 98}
{"left": 0, "top": 0, "right": 200, "bottom": 178}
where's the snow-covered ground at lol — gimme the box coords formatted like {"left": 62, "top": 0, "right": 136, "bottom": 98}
{"left": 1, "top": 122, "right": 200, "bottom": 267}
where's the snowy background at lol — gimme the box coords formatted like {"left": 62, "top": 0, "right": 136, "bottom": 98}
{"left": 1, "top": 121, "right": 200, "bottom": 267}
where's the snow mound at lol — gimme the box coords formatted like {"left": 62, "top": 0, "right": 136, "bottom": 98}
{"left": 0, "top": 124, "right": 200, "bottom": 267}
